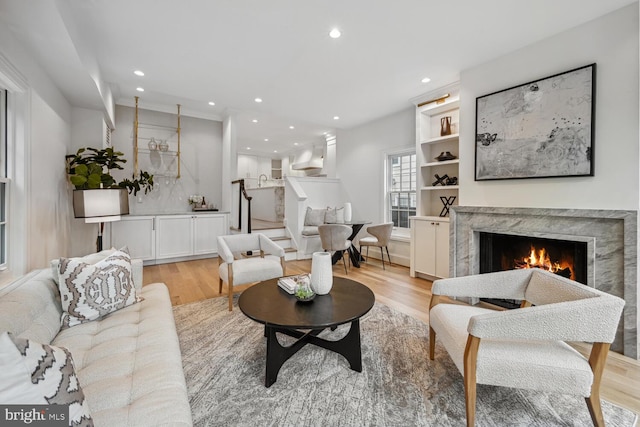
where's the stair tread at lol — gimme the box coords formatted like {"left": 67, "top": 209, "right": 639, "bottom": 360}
{"left": 284, "top": 248, "right": 297, "bottom": 252}
{"left": 270, "top": 236, "right": 290, "bottom": 241}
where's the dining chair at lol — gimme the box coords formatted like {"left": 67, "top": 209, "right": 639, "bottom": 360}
{"left": 318, "top": 224, "right": 352, "bottom": 274}
{"left": 359, "top": 222, "right": 393, "bottom": 269}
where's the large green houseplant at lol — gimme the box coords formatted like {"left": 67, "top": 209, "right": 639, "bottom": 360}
{"left": 66, "top": 147, "right": 154, "bottom": 196}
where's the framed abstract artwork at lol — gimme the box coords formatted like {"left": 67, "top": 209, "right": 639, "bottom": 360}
{"left": 475, "top": 63, "right": 595, "bottom": 181}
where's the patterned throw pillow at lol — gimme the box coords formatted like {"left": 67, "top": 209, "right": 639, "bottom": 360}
{"left": 0, "top": 332, "right": 93, "bottom": 426}
{"left": 58, "top": 248, "right": 141, "bottom": 328}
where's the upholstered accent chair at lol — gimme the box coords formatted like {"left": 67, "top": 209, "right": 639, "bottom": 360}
{"left": 217, "top": 233, "right": 285, "bottom": 311}
{"left": 358, "top": 222, "right": 393, "bottom": 269}
{"left": 318, "top": 224, "right": 351, "bottom": 274}
{"left": 428, "top": 269, "right": 625, "bottom": 427}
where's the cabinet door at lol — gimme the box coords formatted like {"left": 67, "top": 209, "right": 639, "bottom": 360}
{"left": 156, "top": 215, "right": 193, "bottom": 259}
{"left": 110, "top": 216, "right": 155, "bottom": 261}
{"left": 193, "top": 215, "right": 227, "bottom": 255}
{"left": 413, "top": 220, "right": 436, "bottom": 275}
{"left": 435, "top": 221, "right": 450, "bottom": 278}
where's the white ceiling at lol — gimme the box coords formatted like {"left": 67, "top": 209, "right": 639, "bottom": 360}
{"left": 0, "top": 0, "right": 636, "bottom": 156}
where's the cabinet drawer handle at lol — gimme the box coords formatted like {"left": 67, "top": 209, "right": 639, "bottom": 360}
{"left": 430, "top": 222, "right": 435, "bottom": 225}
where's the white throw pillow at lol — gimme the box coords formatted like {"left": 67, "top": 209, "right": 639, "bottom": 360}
{"left": 324, "top": 207, "right": 345, "bottom": 224}
{"left": 304, "top": 207, "right": 326, "bottom": 226}
{"left": 0, "top": 332, "right": 93, "bottom": 426}
{"left": 57, "top": 248, "right": 141, "bottom": 328}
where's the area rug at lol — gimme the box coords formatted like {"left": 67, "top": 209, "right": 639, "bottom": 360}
{"left": 173, "top": 296, "right": 638, "bottom": 427}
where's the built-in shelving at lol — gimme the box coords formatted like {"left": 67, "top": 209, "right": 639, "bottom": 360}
{"left": 421, "top": 185, "right": 460, "bottom": 191}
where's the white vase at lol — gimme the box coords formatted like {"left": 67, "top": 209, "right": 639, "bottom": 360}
{"left": 311, "top": 252, "right": 333, "bottom": 295}
{"left": 344, "top": 202, "right": 352, "bottom": 223}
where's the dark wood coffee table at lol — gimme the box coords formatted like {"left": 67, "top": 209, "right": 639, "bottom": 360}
{"left": 238, "top": 277, "right": 375, "bottom": 387}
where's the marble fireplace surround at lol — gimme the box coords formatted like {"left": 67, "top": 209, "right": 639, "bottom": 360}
{"left": 450, "top": 206, "right": 638, "bottom": 359}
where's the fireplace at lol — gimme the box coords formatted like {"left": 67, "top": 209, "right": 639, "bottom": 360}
{"left": 449, "top": 206, "right": 637, "bottom": 358}
{"left": 479, "top": 232, "right": 588, "bottom": 308}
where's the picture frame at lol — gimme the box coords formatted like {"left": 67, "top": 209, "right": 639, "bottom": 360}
{"left": 475, "top": 63, "right": 595, "bottom": 181}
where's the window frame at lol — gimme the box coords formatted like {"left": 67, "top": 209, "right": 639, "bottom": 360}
{"left": 384, "top": 148, "right": 416, "bottom": 239}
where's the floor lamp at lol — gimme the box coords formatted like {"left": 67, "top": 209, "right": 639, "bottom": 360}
{"left": 73, "top": 188, "right": 130, "bottom": 252}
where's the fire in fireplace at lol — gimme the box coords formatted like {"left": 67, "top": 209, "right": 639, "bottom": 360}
{"left": 479, "top": 232, "right": 588, "bottom": 308}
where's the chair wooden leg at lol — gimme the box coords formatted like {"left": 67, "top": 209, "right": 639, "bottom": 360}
{"left": 464, "top": 335, "right": 481, "bottom": 427}
{"left": 227, "top": 265, "right": 234, "bottom": 311}
{"left": 380, "top": 247, "right": 385, "bottom": 269}
{"left": 585, "top": 343, "right": 611, "bottom": 427}
{"left": 385, "top": 246, "right": 391, "bottom": 267}
{"left": 343, "top": 251, "right": 348, "bottom": 274}
{"left": 429, "top": 327, "right": 436, "bottom": 360}
{"left": 219, "top": 278, "right": 223, "bottom": 294}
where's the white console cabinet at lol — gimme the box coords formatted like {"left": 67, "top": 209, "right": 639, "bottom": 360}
{"left": 410, "top": 216, "right": 449, "bottom": 279}
{"left": 110, "top": 213, "right": 228, "bottom": 264}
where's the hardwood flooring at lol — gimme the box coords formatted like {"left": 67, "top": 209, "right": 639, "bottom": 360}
{"left": 143, "top": 257, "right": 640, "bottom": 416}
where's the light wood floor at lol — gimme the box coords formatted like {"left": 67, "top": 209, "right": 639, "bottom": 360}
{"left": 143, "top": 257, "right": 640, "bottom": 416}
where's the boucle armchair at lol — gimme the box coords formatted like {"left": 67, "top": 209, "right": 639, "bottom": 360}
{"left": 428, "top": 269, "right": 625, "bottom": 427}
{"left": 217, "top": 233, "right": 285, "bottom": 311}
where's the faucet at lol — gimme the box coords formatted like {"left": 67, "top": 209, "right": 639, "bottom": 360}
{"left": 258, "top": 174, "right": 268, "bottom": 187}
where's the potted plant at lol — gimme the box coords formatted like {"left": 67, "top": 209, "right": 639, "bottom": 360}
{"left": 66, "top": 147, "right": 154, "bottom": 196}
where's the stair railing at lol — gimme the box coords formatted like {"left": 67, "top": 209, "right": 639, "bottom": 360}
{"left": 231, "top": 179, "right": 252, "bottom": 234}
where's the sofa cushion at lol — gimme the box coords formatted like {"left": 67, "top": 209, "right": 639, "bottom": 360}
{"left": 0, "top": 269, "right": 62, "bottom": 344}
{"left": 304, "top": 207, "right": 326, "bottom": 226}
{"left": 0, "top": 332, "right": 93, "bottom": 426}
{"left": 53, "top": 283, "right": 192, "bottom": 426}
{"left": 58, "top": 249, "right": 142, "bottom": 328}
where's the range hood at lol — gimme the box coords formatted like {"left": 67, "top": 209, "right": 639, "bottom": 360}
{"left": 291, "top": 146, "right": 324, "bottom": 170}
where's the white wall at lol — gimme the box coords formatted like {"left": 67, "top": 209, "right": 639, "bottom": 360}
{"left": 459, "top": 3, "right": 639, "bottom": 210}
{"left": 0, "top": 25, "right": 74, "bottom": 273}
{"left": 336, "top": 107, "right": 415, "bottom": 266}
{"left": 111, "top": 105, "right": 223, "bottom": 215}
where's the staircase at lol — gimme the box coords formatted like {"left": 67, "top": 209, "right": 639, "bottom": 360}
{"left": 251, "top": 220, "right": 297, "bottom": 261}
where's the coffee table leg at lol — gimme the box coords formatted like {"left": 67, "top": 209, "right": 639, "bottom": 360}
{"left": 304, "top": 319, "right": 362, "bottom": 372}
{"left": 265, "top": 325, "right": 316, "bottom": 387}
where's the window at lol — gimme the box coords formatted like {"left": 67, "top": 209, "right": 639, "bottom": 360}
{"left": 387, "top": 151, "right": 416, "bottom": 229}
{"left": 0, "top": 88, "right": 7, "bottom": 268}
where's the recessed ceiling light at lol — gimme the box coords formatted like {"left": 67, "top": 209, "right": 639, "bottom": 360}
{"left": 134, "top": 70, "right": 144, "bottom": 77}
{"left": 421, "top": 77, "right": 431, "bottom": 83}
{"left": 208, "top": 101, "right": 215, "bottom": 106}
{"left": 294, "top": 142, "right": 299, "bottom": 146}
{"left": 264, "top": 138, "right": 269, "bottom": 142}
{"left": 255, "top": 98, "right": 263, "bottom": 103}
{"left": 329, "top": 28, "right": 341, "bottom": 39}
{"left": 246, "top": 147, "right": 251, "bottom": 150}
{"left": 273, "top": 150, "right": 278, "bottom": 153}
{"left": 289, "top": 126, "right": 295, "bottom": 129}
{"left": 136, "top": 87, "right": 144, "bottom": 92}
{"left": 252, "top": 119, "right": 258, "bottom": 123}
{"left": 333, "top": 116, "right": 340, "bottom": 120}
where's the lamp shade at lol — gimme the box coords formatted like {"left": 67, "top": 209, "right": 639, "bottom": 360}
{"left": 73, "top": 189, "right": 129, "bottom": 223}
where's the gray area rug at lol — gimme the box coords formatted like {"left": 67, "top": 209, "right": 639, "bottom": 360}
{"left": 174, "top": 296, "right": 638, "bottom": 427}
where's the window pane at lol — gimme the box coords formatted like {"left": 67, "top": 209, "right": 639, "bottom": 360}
{"left": 387, "top": 152, "right": 415, "bottom": 230}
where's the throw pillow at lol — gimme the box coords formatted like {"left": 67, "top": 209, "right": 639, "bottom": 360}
{"left": 0, "top": 332, "right": 93, "bottom": 426}
{"left": 58, "top": 248, "right": 141, "bottom": 328}
{"left": 50, "top": 248, "right": 119, "bottom": 285}
{"left": 304, "top": 207, "right": 326, "bottom": 226}
{"left": 325, "top": 207, "right": 345, "bottom": 224}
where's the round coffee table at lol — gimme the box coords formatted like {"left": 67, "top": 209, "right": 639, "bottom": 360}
{"left": 239, "top": 277, "right": 375, "bottom": 387}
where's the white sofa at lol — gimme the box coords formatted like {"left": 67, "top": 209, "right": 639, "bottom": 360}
{"left": 0, "top": 250, "right": 192, "bottom": 426}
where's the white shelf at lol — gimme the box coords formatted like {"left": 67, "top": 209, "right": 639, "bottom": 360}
{"left": 422, "top": 159, "right": 459, "bottom": 167}
{"left": 137, "top": 148, "right": 179, "bottom": 156}
{"left": 421, "top": 185, "right": 460, "bottom": 191}
{"left": 420, "top": 133, "right": 459, "bottom": 145}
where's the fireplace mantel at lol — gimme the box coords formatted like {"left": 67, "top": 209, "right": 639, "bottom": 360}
{"left": 450, "top": 206, "right": 638, "bottom": 359}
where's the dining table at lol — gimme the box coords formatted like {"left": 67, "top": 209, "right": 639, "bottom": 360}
{"left": 329, "top": 219, "right": 371, "bottom": 268}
